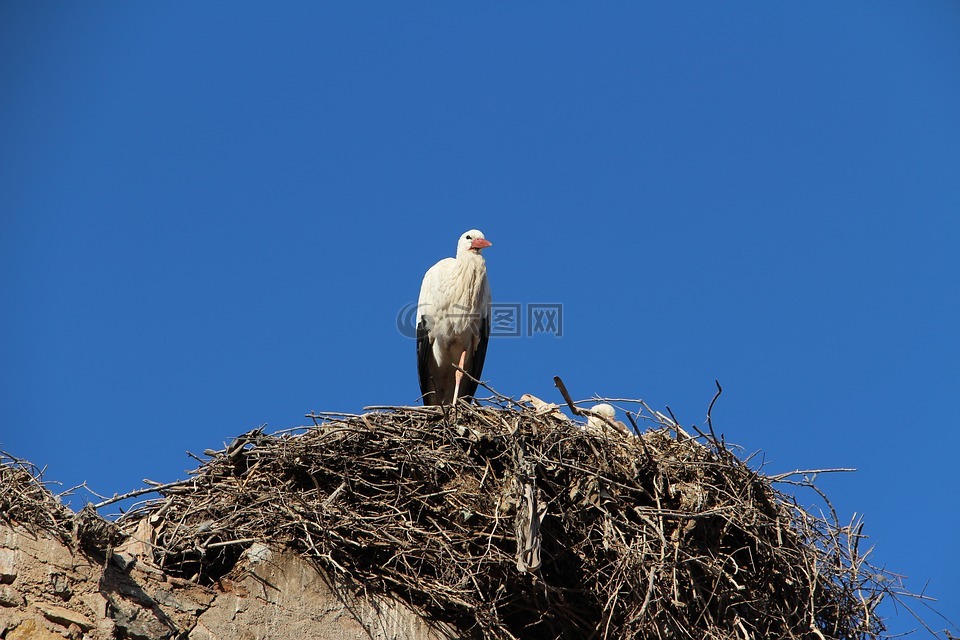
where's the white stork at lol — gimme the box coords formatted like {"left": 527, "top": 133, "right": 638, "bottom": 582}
{"left": 586, "top": 403, "right": 631, "bottom": 435}
{"left": 416, "top": 229, "right": 492, "bottom": 405}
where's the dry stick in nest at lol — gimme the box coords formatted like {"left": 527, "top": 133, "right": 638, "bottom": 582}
{"left": 451, "top": 364, "right": 520, "bottom": 412}
{"left": 92, "top": 478, "right": 198, "bottom": 510}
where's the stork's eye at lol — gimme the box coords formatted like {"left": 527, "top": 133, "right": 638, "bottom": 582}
{"left": 465, "top": 235, "right": 472, "bottom": 240}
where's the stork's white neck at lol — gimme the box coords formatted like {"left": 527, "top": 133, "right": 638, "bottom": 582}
{"left": 456, "top": 247, "right": 486, "bottom": 260}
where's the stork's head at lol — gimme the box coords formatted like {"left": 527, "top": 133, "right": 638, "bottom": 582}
{"left": 458, "top": 229, "right": 492, "bottom": 256}
{"left": 586, "top": 403, "right": 617, "bottom": 431}
{"left": 591, "top": 404, "right": 616, "bottom": 420}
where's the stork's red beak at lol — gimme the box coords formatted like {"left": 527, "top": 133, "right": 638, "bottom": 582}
{"left": 471, "top": 237, "right": 492, "bottom": 250}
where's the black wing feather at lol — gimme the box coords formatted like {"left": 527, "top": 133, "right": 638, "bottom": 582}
{"left": 461, "top": 315, "right": 490, "bottom": 401}
{"left": 416, "top": 315, "right": 435, "bottom": 404}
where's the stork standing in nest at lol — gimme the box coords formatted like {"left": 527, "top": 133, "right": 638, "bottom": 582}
{"left": 416, "top": 229, "right": 492, "bottom": 405}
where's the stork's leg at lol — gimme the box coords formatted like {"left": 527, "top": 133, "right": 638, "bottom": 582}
{"left": 452, "top": 350, "right": 467, "bottom": 404}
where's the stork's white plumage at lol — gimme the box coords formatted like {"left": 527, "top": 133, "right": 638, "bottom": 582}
{"left": 416, "top": 230, "right": 492, "bottom": 405}
{"left": 586, "top": 403, "right": 631, "bottom": 435}
{"left": 586, "top": 403, "right": 617, "bottom": 431}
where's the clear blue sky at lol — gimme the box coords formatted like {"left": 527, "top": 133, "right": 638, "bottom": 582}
{"left": 2, "top": 3, "right": 957, "bottom": 635}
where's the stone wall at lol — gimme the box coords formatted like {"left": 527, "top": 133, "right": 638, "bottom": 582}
{"left": 0, "top": 524, "right": 453, "bottom": 640}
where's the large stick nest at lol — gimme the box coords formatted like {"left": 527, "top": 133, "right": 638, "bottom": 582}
{"left": 109, "top": 396, "right": 894, "bottom": 640}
